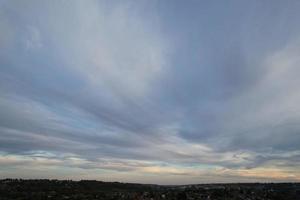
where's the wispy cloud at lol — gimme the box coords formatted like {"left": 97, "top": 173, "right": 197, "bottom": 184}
{"left": 0, "top": 0, "right": 300, "bottom": 184}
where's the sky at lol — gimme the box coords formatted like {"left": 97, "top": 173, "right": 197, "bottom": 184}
{"left": 0, "top": 0, "right": 300, "bottom": 185}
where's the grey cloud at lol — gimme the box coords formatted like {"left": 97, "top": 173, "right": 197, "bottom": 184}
{"left": 1, "top": 0, "right": 300, "bottom": 183}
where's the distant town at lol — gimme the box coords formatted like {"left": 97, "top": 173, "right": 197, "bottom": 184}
{"left": 0, "top": 179, "right": 299, "bottom": 200}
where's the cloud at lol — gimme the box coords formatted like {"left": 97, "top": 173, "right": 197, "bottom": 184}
{"left": 0, "top": 0, "right": 300, "bottom": 184}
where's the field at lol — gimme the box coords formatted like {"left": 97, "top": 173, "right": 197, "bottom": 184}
{"left": 0, "top": 179, "right": 299, "bottom": 200}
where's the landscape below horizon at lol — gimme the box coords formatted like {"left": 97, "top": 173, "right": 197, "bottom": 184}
{"left": 1, "top": 179, "right": 300, "bottom": 200}
{"left": 1, "top": 0, "right": 300, "bottom": 188}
